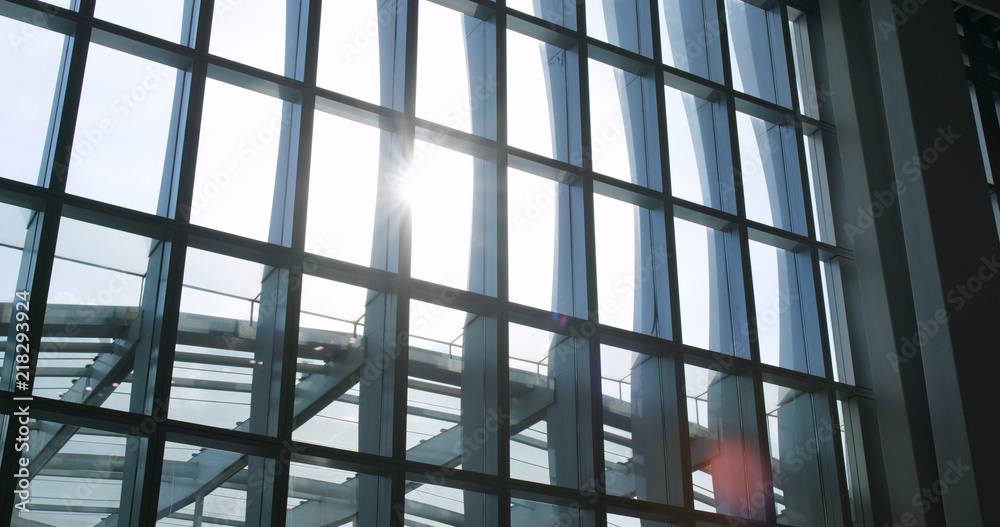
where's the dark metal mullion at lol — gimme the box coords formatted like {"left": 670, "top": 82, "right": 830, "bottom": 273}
{"left": 387, "top": 1, "right": 420, "bottom": 525}
{"left": 574, "top": 7, "right": 605, "bottom": 520}
{"left": 647, "top": 0, "right": 694, "bottom": 511}
{"left": 257, "top": 0, "right": 323, "bottom": 524}
{"left": 0, "top": 0, "right": 95, "bottom": 517}
{"left": 43, "top": 0, "right": 95, "bottom": 193}
{"left": 495, "top": 3, "right": 512, "bottom": 492}
{"left": 129, "top": 0, "right": 217, "bottom": 524}
{"left": 822, "top": 387, "right": 855, "bottom": 527}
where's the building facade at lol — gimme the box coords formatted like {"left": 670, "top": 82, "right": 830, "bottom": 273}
{"left": 0, "top": 0, "right": 997, "bottom": 526}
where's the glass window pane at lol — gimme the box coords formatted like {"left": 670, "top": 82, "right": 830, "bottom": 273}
{"left": 507, "top": 0, "right": 577, "bottom": 29}
{"left": 0, "top": 203, "right": 32, "bottom": 383}
{"left": 804, "top": 132, "right": 834, "bottom": 242}
{"left": 417, "top": 2, "right": 494, "bottom": 137}
{"left": 210, "top": 0, "right": 287, "bottom": 75}
{"left": 95, "top": 0, "right": 189, "bottom": 44}
{"left": 749, "top": 241, "right": 823, "bottom": 376}
{"left": 172, "top": 248, "right": 267, "bottom": 429}
{"left": 406, "top": 142, "right": 492, "bottom": 293}
{"left": 659, "top": 0, "right": 723, "bottom": 81}
{"left": 509, "top": 324, "right": 586, "bottom": 487}
{"left": 601, "top": 345, "right": 673, "bottom": 504}
{"left": 726, "top": 0, "right": 791, "bottom": 106}
{"left": 405, "top": 481, "right": 492, "bottom": 525}
{"left": 304, "top": 112, "right": 381, "bottom": 267}
{"left": 738, "top": 112, "right": 804, "bottom": 233}
{"left": 0, "top": 16, "right": 66, "bottom": 185}
{"left": 507, "top": 31, "right": 577, "bottom": 163}
{"left": 594, "top": 195, "right": 669, "bottom": 335}
{"left": 292, "top": 275, "right": 369, "bottom": 451}
{"left": 608, "top": 513, "right": 681, "bottom": 527}
{"left": 666, "top": 86, "right": 735, "bottom": 212}
{"left": 821, "top": 260, "right": 853, "bottom": 384}
{"left": 509, "top": 169, "right": 574, "bottom": 313}
{"left": 685, "top": 364, "right": 763, "bottom": 518}
{"left": 15, "top": 424, "right": 129, "bottom": 526}
{"left": 287, "top": 463, "right": 362, "bottom": 525}
{"left": 511, "top": 497, "right": 583, "bottom": 527}
{"left": 406, "top": 300, "right": 497, "bottom": 474}
{"left": 36, "top": 219, "right": 151, "bottom": 409}
{"left": 158, "top": 442, "right": 258, "bottom": 525}
{"left": 66, "top": 45, "right": 180, "bottom": 214}
{"left": 674, "top": 218, "right": 747, "bottom": 357}
{"left": 0, "top": 203, "right": 31, "bottom": 306}
{"left": 587, "top": 0, "right": 647, "bottom": 55}
{"left": 317, "top": 0, "right": 384, "bottom": 105}
{"left": 191, "top": 80, "right": 285, "bottom": 242}
{"left": 589, "top": 60, "right": 657, "bottom": 188}
{"left": 764, "top": 384, "right": 827, "bottom": 526}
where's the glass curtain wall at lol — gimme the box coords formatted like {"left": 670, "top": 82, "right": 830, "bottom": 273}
{"left": 0, "top": 0, "right": 872, "bottom": 526}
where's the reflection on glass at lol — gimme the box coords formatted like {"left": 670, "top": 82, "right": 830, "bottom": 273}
{"left": 821, "top": 260, "right": 852, "bottom": 383}
{"left": 586, "top": 0, "right": 645, "bottom": 55}
{"left": 0, "top": 16, "right": 65, "bottom": 185}
{"left": 406, "top": 300, "right": 497, "bottom": 474}
{"left": 666, "top": 86, "right": 734, "bottom": 212}
{"left": 725, "top": 0, "right": 790, "bottom": 106}
{"left": 305, "top": 112, "right": 380, "bottom": 267}
{"left": 286, "top": 462, "right": 361, "bottom": 525}
{"left": 292, "top": 275, "right": 368, "bottom": 451}
{"left": 192, "top": 80, "right": 285, "bottom": 242}
{"left": 36, "top": 219, "right": 150, "bottom": 409}
{"left": 738, "top": 113, "right": 803, "bottom": 233}
{"left": 17, "top": 424, "right": 128, "bottom": 526}
{"left": 507, "top": 0, "right": 577, "bottom": 29}
{"left": 95, "top": 0, "right": 188, "bottom": 44}
{"left": 511, "top": 497, "right": 582, "bottom": 527}
{"left": 788, "top": 9, "right": 820, "bottom": 119}
{"left": 158, "top": 442, "right": 255, "bottom": 525}
{"left": 608, "top": 513, "right": 681, "bottom": 527}
{"left": 405, "top": 482, "right": 490, "bottom": 525}
{"left": 0, "top": 203, "right": 31, "bottom": 383}
{"left": 804, "top": 132, "right": 833, "bottom": 242}
{"left": 210, "top": 0, "right": 287, "bottom": 75}
{"left": 659, "top": 0, "right": 722, "bottom": 81}
{"left": 172, "top": 248, "right": 265, "bottom": 429}
{"left": 601, "top": 345, "right": 672, "bottom": 504}
{"left": 837, "top": 400, "right": 859, "bottom": 526}
{"left": 764, "top": 383, "right": 827, "bottom": 526}
{"left": 508, "top": 169, "right": 556, "bottom": 310}
{"left": 674, "top": 218, "right": 746, "bottom": 356}
{"left": 685, "top": 364, "right": 763, "bottom": 518}
{"left": 509, "top": 324, "right": 586, "bottom": 487}
{"left": 589, "top": 59, "right": 647, "bottom": 185}
{"left": 0, "top": 203, "right": 31, "bottom": 307}
{"left": 67, "top": 45, "right": 179, "bottom": 214}
{"left": 749, "top": 240, "right": 823, "bottom": 376}
{"left": 317, "top": 0, "right": 384, "bottom": 104}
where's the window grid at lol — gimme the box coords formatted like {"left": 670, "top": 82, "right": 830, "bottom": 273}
{"left": 0, "top": 0, "right": 869, "bottom": 526}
